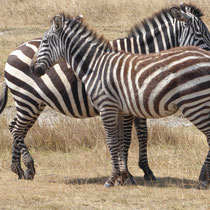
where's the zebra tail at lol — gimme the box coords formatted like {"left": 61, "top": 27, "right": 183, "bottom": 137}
{"left": 0, "top": 81, "right": 8, "bottom": 114}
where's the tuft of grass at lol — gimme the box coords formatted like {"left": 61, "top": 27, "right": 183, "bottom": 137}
{"left": 1, "top": 109, "right": 207, "bottom": 155}
{"left": 26, "top": 117, "right": 106, "bottom": 153}
{"left": 0, "top": 110, "right": 106, "bottom": 153}
{"left": 0, "top": 117, "right": 12, "bottom": 152}
{"left": 148, "top": 122, "right": 205, "bottom": 148}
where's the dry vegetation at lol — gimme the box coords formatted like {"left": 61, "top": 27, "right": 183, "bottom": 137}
{"left": 0, "top": 113, "right": 209, "bottom": 209}
{"left": 0, "top": 0, "right": 210, "bottom": 209}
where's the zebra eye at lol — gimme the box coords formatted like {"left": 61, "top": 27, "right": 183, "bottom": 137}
{"left": 42, "top": 39, "right": 48, "bottom": 44}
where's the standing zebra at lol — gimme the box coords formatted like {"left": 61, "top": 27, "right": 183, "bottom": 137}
{"left": 32, "top": 14, "right": 210, "bottom": 189}
{"left": 1, "top": 3, "right": 210, "bottom": 181}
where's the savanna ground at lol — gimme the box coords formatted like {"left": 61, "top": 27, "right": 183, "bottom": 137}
{"left": 0, "top": 0, "right": 210, "bottom": 209}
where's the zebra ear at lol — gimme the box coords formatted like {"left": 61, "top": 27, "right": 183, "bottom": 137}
{"left": 170, "top": 7, "right": 191, "bottom": 23}
{"left": 53, "top": 15, "right": 63, "bottom": 31}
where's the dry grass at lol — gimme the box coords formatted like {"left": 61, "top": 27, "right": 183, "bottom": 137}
{"left": 0, "top": 108, "right": 207, "bottom": 153}
{"left": 0, "top": 118, "right": 209, "bottom": 209}
{"left": 0, "top": 108, "right": 209, "bottom": 209}
{"left": 0, "top": 0, "right": 209, "bottom": 27}
{"left": 0, "top": 0, "right": 210, "bottom": 209}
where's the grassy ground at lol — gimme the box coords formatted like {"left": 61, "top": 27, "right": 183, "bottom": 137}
{"left": 0, "top": 0, "right": 210, "bottom": 209}
{"left": 0, "top": 113, "right": 209, "bottom": 209}
{"left": 0, "top": 142, "right": 209, "bottom": 209}
{"left": 0, "top": 149, "right": 209, "bottom": 209}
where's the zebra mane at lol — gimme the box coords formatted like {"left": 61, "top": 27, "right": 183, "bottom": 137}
{"left": 62, "top": 14, "right": 113, "bottom": 52}
{"left": 180, "top": 3, "right": 203, "bottom": 18}
{"left": 128, "top": 3, "right": 204, "bottom": 38}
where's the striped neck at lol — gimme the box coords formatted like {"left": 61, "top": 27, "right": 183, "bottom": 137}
{"left": 125, "top": 5, "right": 208, "bottom": 52}
{"left": 62, "top": 20, "right": 112, "bottom": 81}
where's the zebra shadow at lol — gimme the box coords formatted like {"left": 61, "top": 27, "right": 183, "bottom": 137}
{"left": 135, "top": 176, "right": 198, "bottom": 189}
{"left": 48, "top": 175, "right": 198, "bottom": 189}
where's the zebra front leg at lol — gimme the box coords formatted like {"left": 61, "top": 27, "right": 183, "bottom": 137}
{"left": 100, "top": 109, "right": 123, "bottom": 187}
{"left": 134, "top": 117, "right": 156, "bottom": 181}
{"left": 116, "top": 114, "right": 136, "bottom": 185}
{"left": 118, "top": 114, "right": 137, "bottom": 185}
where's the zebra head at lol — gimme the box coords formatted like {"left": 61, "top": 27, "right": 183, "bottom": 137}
{"left": 171, "top": 3, "right": 210, "bottom": 50}
{"left": 31, "top": 14, "right": 83, "bottom": 77}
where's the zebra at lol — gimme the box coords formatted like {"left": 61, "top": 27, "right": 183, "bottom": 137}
{"left": 31, "top": 14, "right": 210, "bottom": 189}
{"left": 1, "top": 3, "right": 210, "bottom": 181}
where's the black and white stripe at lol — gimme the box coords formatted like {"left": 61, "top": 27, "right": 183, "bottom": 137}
{"left": 32, "top": 13, "right": 210, "bottom": 188}
{"left": 1, "top": 3, "right": 210, "bottom": 182}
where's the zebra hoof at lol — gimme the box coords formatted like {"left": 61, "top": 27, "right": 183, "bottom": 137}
{"left": 11, "top": 165, "right": 25, "bottom": 179}
{"left": 18, "top": 174, "right": 24, "bottom": 179}
{"left": 129, "top": 176, "right": 137, "bottom": 185}
{"left": 124, "top": 176, "right": 137, "bottom": 185}
{"left": 123, "top": 173, "right": 137, "bottom": 185}
{"left": 144, "top": 173, "right": 157, "bottom": 181}
{"left": 24, "top": 169, "right": 35, "bottom": 180}
{"left": 104, "top": 181, "right": 114, "bottom": 188}
{"left": 197, "top": 181, "right": 208, "bottom": 190}
{"left": 115, "top": 172, "right": 131, "bottom": 186}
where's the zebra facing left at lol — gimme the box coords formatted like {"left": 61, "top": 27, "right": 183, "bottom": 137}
{"left": 32, "top": 14, "right": 210, "bottom": 188}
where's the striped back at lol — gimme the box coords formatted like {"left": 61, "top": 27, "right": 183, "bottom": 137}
{"left": 100, "top": 47, "right": 210, "bottom": 118}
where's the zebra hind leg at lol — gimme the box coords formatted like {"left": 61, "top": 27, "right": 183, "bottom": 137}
{"left": 134, "top": 117, "right": 156, "bottom": 181}
{"left": 198, "top": 134, "right": 210, "bottom": 189}
{"left": 9, "top": 104, "right": 45, "bottom": 180}
{"left": 20, "top": 135, "right": 36, "bottom": 180}
{"left": 183, "top": 110, "right": 210, "bottom": 189}
{"left": 9, "top": 118, "right": 35, "bottom": 180}
{"left": 10, "top": 137, "right": 24, "bottom": 179}
{"left": 9, "top": 117, "right": 25, "bottom": 179}
{"left": 21, "top": 105, "right": 46, "bottom": 179}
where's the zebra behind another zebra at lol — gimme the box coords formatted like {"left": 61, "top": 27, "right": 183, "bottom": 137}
{"left": 32, "top": 14, "right": 210, "bottom": 189}
{"left": 1, "top": 3, "right": 210, "bottom": 182}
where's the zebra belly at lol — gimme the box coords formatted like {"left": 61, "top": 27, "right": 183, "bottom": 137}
{"left": 119, "top": 90, "right": 178, "bottom": 119}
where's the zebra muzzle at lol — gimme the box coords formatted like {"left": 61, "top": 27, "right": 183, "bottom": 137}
{"left": 31, "top": 63, "right": 46, "bottom": 77}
